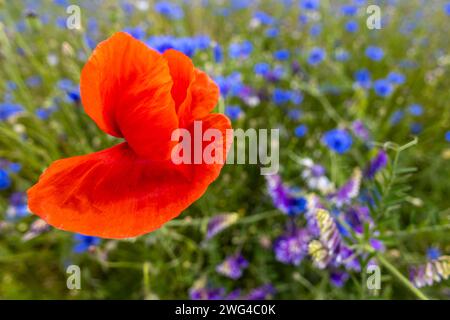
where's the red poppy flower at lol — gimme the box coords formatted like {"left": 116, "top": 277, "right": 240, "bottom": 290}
{"left": 27, "top": 32, "right": 232, "bottom": 239}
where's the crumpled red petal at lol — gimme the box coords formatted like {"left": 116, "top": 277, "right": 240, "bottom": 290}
{"left": 81, "top": 32, "right": 178, "bottom": 160}
{"left": 27, "top": 114, "right": 231, "bottom": 238}
{"left": 27, "top": 32, "right": 232, "bottom": 239}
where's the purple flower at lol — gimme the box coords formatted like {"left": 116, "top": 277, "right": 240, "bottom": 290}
{"left": 352, "top": 120, "right": 370, "bottom": 141}
{"left": 308, "top": 209, "right": 343, "bottom": 269}
{"left": 365, "top": 150, "right": 388, "bottom": 179}
{"left": 330, "top": 270, "right": 349, "bottom": 287}
{"left": 409, "top": 256, "right": 450, "bottom": 288}
{"left": 245, "top": 284, "right": 275, "bottom": 300}
{"left": 6, "top": 192, "right": 29, "bottom": 219}
{"left": 369, "top": 238, "right": 385, "bottom": 252}
{"left": 190, "top": 286, "right": 225, "bottom": 300}
{"left": 344, "top": 206, "right": 372, "bottom": 234}
{"left": 274, "top": 228, "right": 310, "bottom": 265}
{"left": 205, "top": 213, "right": 238, "bottom": 240}
{"left": 333, "top": 168, "right": 362, "bottom": 207}
{"left": 266, "top": 175, "right": 307, "bottom": 216}
{"left": 216, "top": 254, "right": 249, "bottom": 279}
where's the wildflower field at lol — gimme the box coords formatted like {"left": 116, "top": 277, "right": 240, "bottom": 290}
{"left": 0, "top": 0, "right": 449, "bottom": 300}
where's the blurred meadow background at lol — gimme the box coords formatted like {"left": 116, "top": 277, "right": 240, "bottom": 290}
{"left": 0, "top": 0, "right": 450, "bottom": 299}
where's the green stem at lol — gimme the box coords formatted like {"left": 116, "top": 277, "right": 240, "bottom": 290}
{"left": 377, "top": 254, "right": 429, "bottom": 300}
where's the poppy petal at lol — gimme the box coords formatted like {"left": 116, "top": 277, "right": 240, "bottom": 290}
{"left": 163, "top": 50, "right": 219, "bottom": 128}
{"left": 27, "top": 113, "right": 231, "bottom": 239}
{"left": 81, "top": 32, "right": 178, "bottom": 160}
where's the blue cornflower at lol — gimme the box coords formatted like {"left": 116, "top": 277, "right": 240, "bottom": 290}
{"left": 194, "top": 35, "right": 210, "bottom": 50}
{"left": 26, "top": 76, "right": 42, "bottom": 87}
{"left": 73, "top": 234, "right": 101, "bottom": 253}
{"left": 213, "top": 44, "right": 223, "bottom": 63}
{"left": 0, "top": 102, "right": 24, "bottom": 121}
{"left": 408, "top": 104, "right": 423, "bottom": 116}
{"left": 300, "top": 0, "right": 320, "bottom": 10}
{"left": 225, "top": 105, "right": 243, "bottom": 121}
{"left": 146, "top": 35, "right": 178, "bottom": 53}
{"left": 254, "top": 62, "right": 270, "bottom": 76}
{"left": 373, "top": 79, "right": 393, "bottom": 97}
{"left": 6, "top": 81, "right": 17, "bottom": 91}
{"left": 287, "top": 109, "right": 302, "bottom": 120}
{"left": 290, "top": 91, "right": 304, "bottom": 104}
{"left": 294, "top": 125, "right": 308, "bottom": 137}
{"left": 354, "top": 69, "right": 371, "bottom": 89}
{"left": 335, "top": 49, "right": 350, "bottom": 62}
{"left": 307, "top": 47, "right": 326, "bottom": 65}
{"left": 215, "top": 72, "right": 243, "bottom": 98}
{"left": 146, "top": 36, "right": 200, "bottom": 57}
{"left": 345, "top": 20, "right": 358, "bottom": 33}
{"left": 154, "top": 1, "right": 184, "bottom": 20}
{"left": 272, "top": 89, "right": 291, "bottom": 105}
{"left": 253, "top": 11, "right": 274, "bottom": 25}
{"left": 123, "top": 26, "right": 146, "bottom": 40}
{"left": 390, "top": 110, "right": 404, "bottom": 125}
{"left": 0, "top": 169, "right": 11, "bottom": 189}
{"left": 310, "top": 24, "right": 322, "bottom": 37}
{"left": 444, "top": 2, "right": 450, "bottom": 16}
{"left": 365, "top": 46, "right": 384, "bottom": 61}
{"left": 387, "top": 72, "right": 405, "bottom": 85}
{"left": 6, "top": 192, "right": 29, "bottom": 219}
{"left": 445, "top": 131, "right": 450, "bottom": 142}
{"left": 35, "top": 106, "right": 57, "bottom": 120}
{"left": 427, "top": 247, "right": 441, "bottom": 260}
{"left": 410, "top": 123, "right": 423, "bottom": 135}
{"left": 228, "top": 41, "right": 252, "bottom": 59}
{"left": 323, "top": 129, "right": 353, "bottom": 154}
{"left": 58, "top": 79, "right": 80, "bottom": 103}
{"left": 274, "top": 49, "right": 290, "bottom": 61}
{"left": 341, "top": 4, "right": 358, "bottom": 16}
{"left": 265, "top": 27, "right": 279, "bottom": 38}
